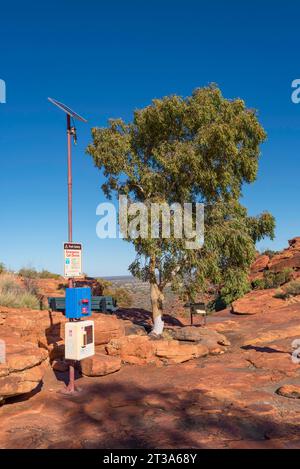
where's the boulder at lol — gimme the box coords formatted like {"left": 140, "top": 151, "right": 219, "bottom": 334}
{"left": 154, "top": 340, "right": 209, "bottom": 364}
{"left": 232, "top": 289, "right": 284, "bottom": 315}
{"left": 106, "top": 335, "right": 209, "bottom": 365}
{"left": 0, "top": 338, "right": 48, "bottom": 400}
{"left": 106, "top": 335, "right": 157, "bottom": 365}
{"left": 276, "top": 385, "right": 300, "bottom": 399}
{"left": 123, "top": 321, "right": 147, "bottom": 336}
{"left": 268, "top": 253, "right": 300, "bottom": 272}
{"left": 0, "top": 366, "right": 44, "bottom": 400}
{"left": 81, "top": 353, "right": 121, "bottom": 377}
{"left": 93, "top": 314, "right": 125, "bottom": 345}
{"left": 251, "top": 254, "right": 270, "bottom": 273}
{"left": 167, "top": 325, "right": 230, "bottom": 348}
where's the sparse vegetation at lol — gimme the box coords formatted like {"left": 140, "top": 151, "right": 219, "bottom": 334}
{"left": 274, "top": 280, "right": 300, "bottom": 300}
{"left": 18, "top": 267, "right": 61, "bottom": 280}
{"left": 97, "top": 278, "right": 133, "bottom": 307}
{"left": 0, "top": 263, "right": 5, "bottom": 274}
{"left": 260, "top": 249, "right": 279, "bottom": 259}
{"left": 0, "top": 273, "right": 40, "bottom": 309}
{"left": 252, "top": 268, "right": 293, "bottom": 290}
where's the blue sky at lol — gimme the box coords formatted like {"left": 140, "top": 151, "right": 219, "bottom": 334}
{"left": 0, "top": 0, "right": 299, "bottom": 276}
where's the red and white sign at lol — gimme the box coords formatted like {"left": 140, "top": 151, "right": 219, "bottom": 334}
{"left": 64, "top": 242, "right": 82, "bottom": 278}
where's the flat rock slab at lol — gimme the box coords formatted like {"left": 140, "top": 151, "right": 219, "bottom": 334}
{"left": 232, "top": 289, "right": 284, "bottom": 315}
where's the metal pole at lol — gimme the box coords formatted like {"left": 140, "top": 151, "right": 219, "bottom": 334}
{"left": 67, "top": 114, "right": 73, "bottom": 289}
{"left": 66, "top": 114, "right": 75, "bottom": 393}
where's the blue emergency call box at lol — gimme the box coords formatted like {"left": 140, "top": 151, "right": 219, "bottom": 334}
{"left": 65, "top": 287, "right": 92, "bottom": 319}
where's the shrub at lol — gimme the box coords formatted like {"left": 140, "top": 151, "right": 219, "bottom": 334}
{"left": 38, "top": 270, "right": 61, "bottom": 280}
{"left": 0, "top": 273, "right": 40, "bottom": 309}
{"left": 0, "top": 263, "right": 5, "bottom": 274}
{"left": 252, "top": 278, "right": 266, "bottom": 290}
{"left": 18, "top": 267, "right": 61, "bottom": 280}
{"left": 252, "top": 268, "right": 293, "bottom": 290}
{"left": 18, "top": 267, "right": 38, "bottom": 279}
{"left": 97, "top": 278, "right": 133, "bottom": 307}
{"left": 260, "top": 249, "right": 279, "bottom": 259}
{"left": 285, "top": 280, "right": 300, "bottom": 296}
{"left": 275, "top": 280, "right": 300, "bottom": 300}
{"left": 22, "top": 277, "right": 39, "bottom": 296}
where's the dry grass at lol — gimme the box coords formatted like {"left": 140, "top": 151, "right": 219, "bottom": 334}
{"left": 0, "top": 273, "right": 40, "bottom": 309}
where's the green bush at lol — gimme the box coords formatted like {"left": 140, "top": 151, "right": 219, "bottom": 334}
{"left": 97, "top": 278, "right": 133, "bottom": 307}
{"left": 252, "top": 268, "right": 293, "bottom": 290}
{"left": 0, "top": 273, "right": 40, "bottom": 309}
{"left": 260, "top": 250, "right": 279, "bottom": 259}
{"left": 285, "top": 280, "right": 300, "bottom": 296}
{"left": 0, "top": 263, "right": 5, "bottom": 274}
{"left": 18, "top": 267, "right": 38, "bottom": 279}
{"left": 275, "top": 280, "right": 300, "bottom": 300}
{"left": 252, "top": 278, "right": 266, "bottom": 290}
{"left": 18, "top": 267, "right": 61, "bottom": 280}
{"left": 38, "top": 270, "right": 61, "bottom": 280}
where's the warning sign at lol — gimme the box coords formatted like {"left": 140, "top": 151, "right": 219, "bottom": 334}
{"left": 64, "top": 242, "right": 82, "bottom": 278}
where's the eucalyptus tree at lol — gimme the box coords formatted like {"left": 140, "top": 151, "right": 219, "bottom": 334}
{"left": 87, "top": 85, "right": 274, "bottom": 335}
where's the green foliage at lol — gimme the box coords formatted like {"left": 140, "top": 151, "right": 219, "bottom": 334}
{"left": 0, "top": 273, "right": 40, "bottom": 309}
{"left": 260, "top": 249, "right": 279, "bottom": 259}
{"left": 18, "top": 267, "right": 61, "bottom": 279}
{"left": 38, "top": 270, "right": 61, "bottom": 279}
{"left": 285, "top": 280, "right": 300, "bottom": 296}
{"left": 18, "top": 267, "right": 38, "bottom": 278}
{"left": 87, "top": 85, "right": 275, "bottom": 313}
{"left": 97, "top": 278, "right": 132, "bottom": 307}
{"left": 0, "top": 263, "right": 5, "bottom": 274}
{"left": 274, "top": 280, "right": 300, "bottom": 299}
{"left": 251, "top": 278, "right": 266, "bottom": 290}
{"left": 252, "top": 268, "right": 293, "bottom": 290}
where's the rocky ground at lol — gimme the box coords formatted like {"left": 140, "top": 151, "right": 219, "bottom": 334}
{"left": 1, "top": 238, "right": 300, "bottom": 449}
{"left": 1, "top": 298, "right": 300, "bottom": 448}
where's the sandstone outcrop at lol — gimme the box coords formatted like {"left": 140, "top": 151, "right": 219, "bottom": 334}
{"left": 276, "top": 384, "right": 300, "bottom": 399}
{"left": 0, "top": 336, "right": 48, "bottom": 401}
{"left": 81, "top": 353, "right": 121, "bottom": 377}
{"left": 232, "top": 289, "right": 284, "bottom": 315}
{"left": 105, "top": 334, "right": 211, "bottom": 365}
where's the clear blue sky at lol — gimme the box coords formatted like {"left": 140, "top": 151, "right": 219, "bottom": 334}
{"left": 0, "top": 0, "right": 299, "bottom": 276}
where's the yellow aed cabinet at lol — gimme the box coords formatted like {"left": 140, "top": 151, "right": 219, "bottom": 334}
{"left": 65, "top": 320, "right": 95, "bottom": 360}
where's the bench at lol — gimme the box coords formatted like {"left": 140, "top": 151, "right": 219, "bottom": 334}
{"left": 48, "top": 295, "right": 117, "bottom": 314}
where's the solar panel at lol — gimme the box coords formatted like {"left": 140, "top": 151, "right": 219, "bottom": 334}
{"left": 48, "top": 97, "right": 87, "bottom": 122}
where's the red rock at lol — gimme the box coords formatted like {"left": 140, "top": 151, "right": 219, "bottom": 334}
{"left": 154, "top": 340, "right": 209, "bottom": 364}
{"left": 251, "top": 254, "right": 270, "bottom": 273}
{"left": 167, "top": 325, "right": 230, "bottom": 347}
{"left": 288, "top": 237, "right": 300, "bottom": 249}
{"left": 276, "top": 385, "right": 300, "bottom": 399}
{"left": 106, "top": 335, "right": 209, "bottom": 365}
{"left": 232, "top": 289, "right": 284, "bottom": 315}
{"left": 93, "top": 314, "right": 125, "bottom": 345}
{"left": 106, "top": 335, "right": 157, "bottom": 365}
{"left": 81, "top": 353, "right": 121, "bottom": 377}
{"left": 0, "top": 338, "right": 48, "bottom": 400}
{"left": 268, "top": 253, "right": 300, "bottom": 272}
{"left": 0, "top": 366, "right": 44, "bottom": 399}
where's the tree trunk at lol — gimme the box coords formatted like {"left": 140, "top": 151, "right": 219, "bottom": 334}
{"left": 149, "top": 254, "right": 164, "bottom": 335}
